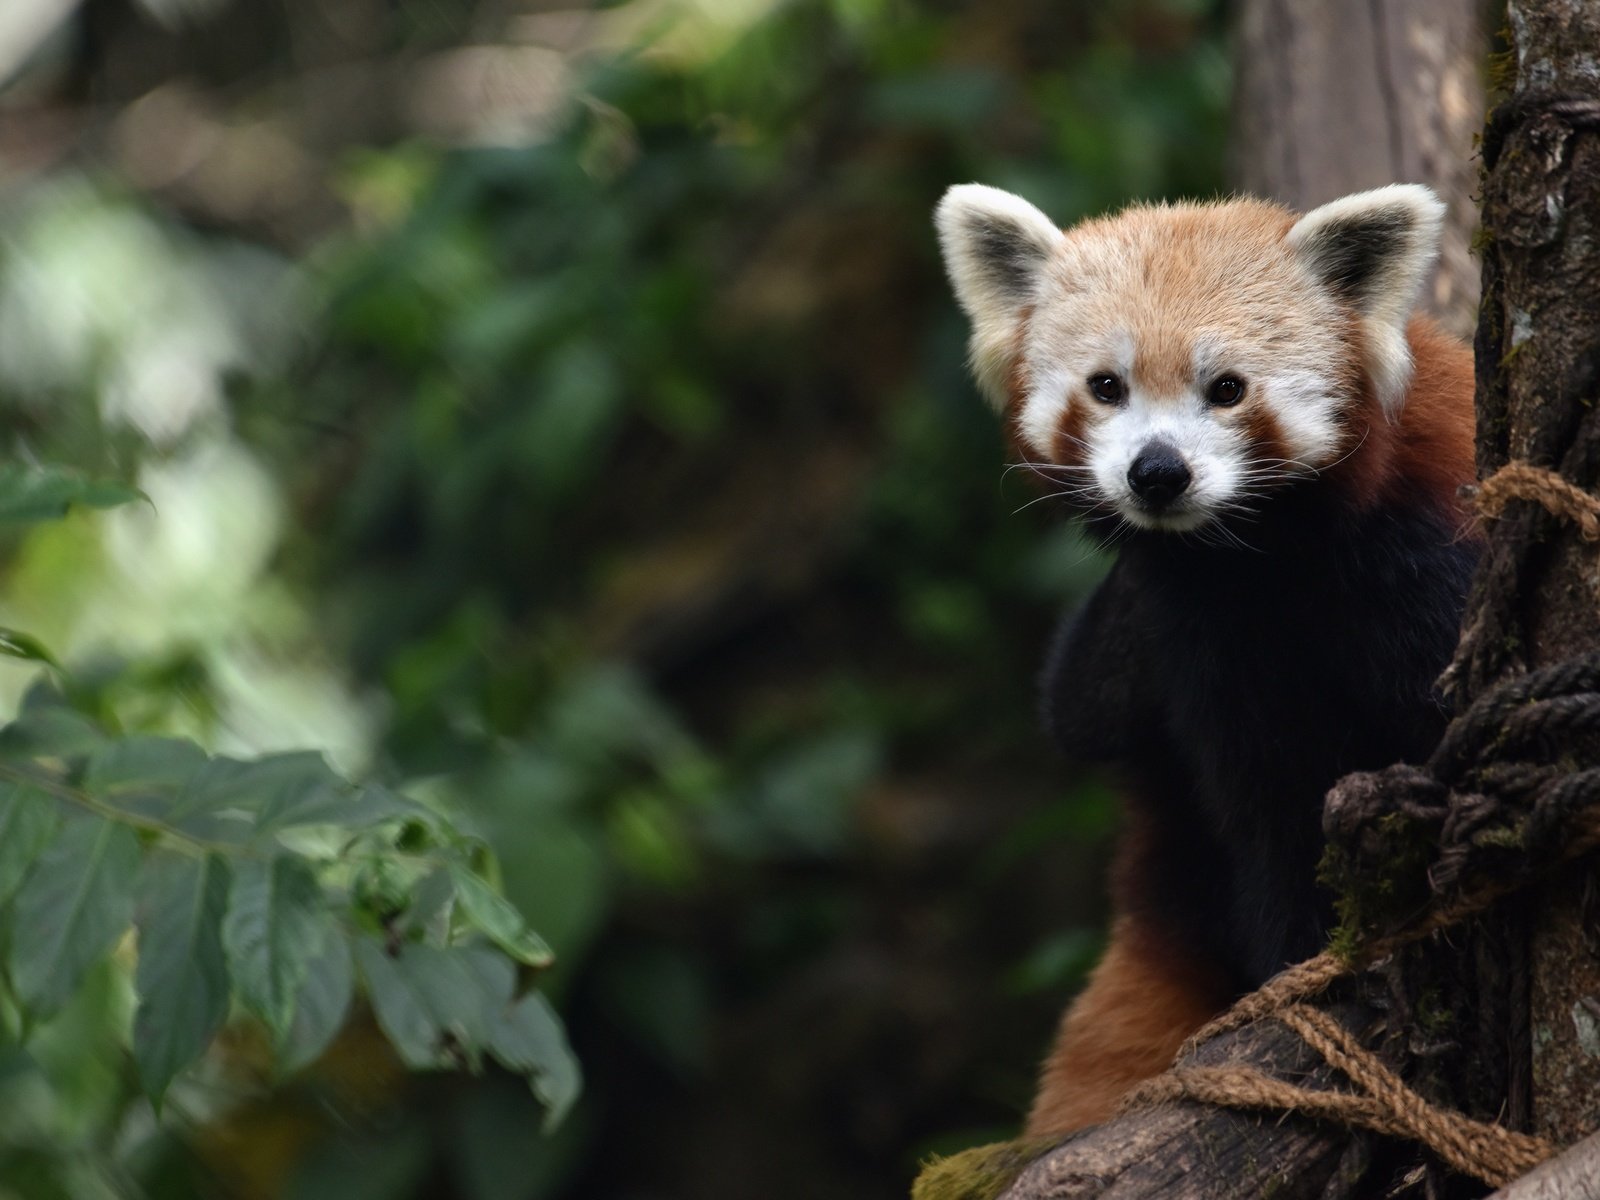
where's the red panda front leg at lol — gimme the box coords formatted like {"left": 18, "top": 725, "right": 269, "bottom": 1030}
{"left": 1025, "top": 914, "right": 1230, "bottom": 1136}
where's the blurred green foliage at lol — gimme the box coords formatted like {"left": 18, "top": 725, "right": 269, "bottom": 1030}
{"left": 0, "top": 0, "right": 1228, "bottom": 1196}
{"left": 0, "top": 469, "right": 577, "bottom": 1200}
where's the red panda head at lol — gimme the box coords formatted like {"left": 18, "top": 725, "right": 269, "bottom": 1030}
{"left": 934, "top": 184, "right": 1445, "bottom": 533}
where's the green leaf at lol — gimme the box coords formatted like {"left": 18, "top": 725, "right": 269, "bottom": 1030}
{"left": 277, "top": 930, "right": 354, "bottom": 1075}
{"left": 0, "top": 629, "right": 58, "bottom": 667}
{"left": 352, "top": 939, "right": 514, "bottom": 1070}
{"left": 486, "top": 991, "right": 582, "bottom": 1131}
{"left": 133, "top": 853, "right": 232, "bottom": 1104}
{"left": 85, "top": 736, "right": 208, "bottom": 802}
{"left": 10, "top": 816, "right": 140, "bottom": 1017}
{"left": 222, "top": 856, "right": 329, "bottom": 1036}
{"left": 172, "top": 751, "right": 427, "bottom": 834}
{"left": 0, "top": 464, "right": 143, "bottom": 524}
{"left": 749, "top": 728, "right": 881, "bottom": 854}
{"left": 0, "top": 779, "right": 62, "bottom": 905}
{"left": 21, "top": 957, "right": 131, "bottom": 1147}
{"left": 83, "top": 736, "right": 254, "bottom": 844}
{"left": 0, "top": 706, "right": 106, "bottom": 761}
{"left": 182, "top": 752, "right": 352, "bottom": 829}
{"left": 401, "top": 867, "right": 456, "bottom": 945}
{"left": 84, "top": 742, "right": 423, "bottom": 845}
{"left": 351, "top": 857, "right": 410, "bottom": 923}
{"left": 448, "top": 866, "right": 555, "bottom": 968}
{"left": 254, "top": 776, "right": 430, "bottom": 832}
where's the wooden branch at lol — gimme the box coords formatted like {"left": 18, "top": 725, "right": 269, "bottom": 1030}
{"left": 1230, "top": 0, "right": 1483, "bottom": 336}
{"left": 986, "top": 1006, "right": 1371, "bottom": 1200}
{"left": 0, "top": 0, "right": 80, "bottom": 89}
{"left": 1486, "top": 1129, "right": 1600, "bottom": 1200}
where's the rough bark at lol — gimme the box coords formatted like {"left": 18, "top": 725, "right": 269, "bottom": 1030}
{"left": 1465, "top": 0, "right": 1600, "bottom": 1147}
{"left": 1231, "top": 0, "right": 1484, "bottom": 337}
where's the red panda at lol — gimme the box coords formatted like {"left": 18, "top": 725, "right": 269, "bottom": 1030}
{"left": 933, "top": 185, "right": 1478, "bottom": 1135}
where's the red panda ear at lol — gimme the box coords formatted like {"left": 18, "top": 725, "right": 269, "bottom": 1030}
{"left": 935, "top": 184, "right": 1063, "bottom": 409}
{"left": 1287, "top": 184, "right": 1445, "bottom": 420}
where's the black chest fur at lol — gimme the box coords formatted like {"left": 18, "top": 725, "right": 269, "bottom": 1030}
{"left": 1042, "top": 488, "right": 1479, "bottom": 987}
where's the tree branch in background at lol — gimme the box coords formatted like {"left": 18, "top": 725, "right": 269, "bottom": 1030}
{"left": 1231, "top": 0, "right": 1483, "bottom": 336}
{"left": 0, "top": 0, "right": 79, "bottom": 91}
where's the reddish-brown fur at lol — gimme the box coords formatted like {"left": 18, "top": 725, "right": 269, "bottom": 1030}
{"left": 1240, "top": 404, "right": 1293, "bottom": 470}
{"left": 1025, "top": 912, "right": 1230, "bottom": 1135}
{"left": 1322, "top": 317, "right": 1477, "bottom": 526}
{"left": 1052, "top": 402, "right": 1088, "bottom": 468}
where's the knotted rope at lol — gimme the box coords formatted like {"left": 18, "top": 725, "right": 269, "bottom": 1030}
{"left": 1119, "top": 462, "right": 1600, "bottom": 1189}
{"left": 1123, "top": 1006, "right": 1553, "bottom": 1188}
{"left": 1470, "top": 462, "right": 1600, "bottom": 542}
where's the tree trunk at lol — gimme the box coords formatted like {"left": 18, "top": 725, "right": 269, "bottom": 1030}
{"left": 1461, "top": 0, "right": 1600, "bottom": 1148}
{"left": 1230, "top": 0, "right": 1484, "bottom": 336}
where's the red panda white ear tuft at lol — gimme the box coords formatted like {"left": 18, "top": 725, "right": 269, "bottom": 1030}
{"left": 1287, "top": 184, "right": 1446, "bottom": 421}
{"left": 935, "top": 184, "right": 1063, "bottom": 409}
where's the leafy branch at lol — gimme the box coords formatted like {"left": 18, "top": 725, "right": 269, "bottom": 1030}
{"left": 0, "top": 467, "right": 578, "bottom": 1125}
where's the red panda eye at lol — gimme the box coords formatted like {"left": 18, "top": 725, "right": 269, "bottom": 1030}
{"left": 1088, "top": 374, "right": 1124, "bottom": 404}
{"left": 1208, "top": 376, "right": 1246, "bottom": 407}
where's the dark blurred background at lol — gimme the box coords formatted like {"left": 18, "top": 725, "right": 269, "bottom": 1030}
{"left": 0, "top": 1, "right": 1483, "bottom": 1197}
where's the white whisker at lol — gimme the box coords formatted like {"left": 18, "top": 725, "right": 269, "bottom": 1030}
{"left": 1011, "top": 486, "right": 1099, "bottom": 515}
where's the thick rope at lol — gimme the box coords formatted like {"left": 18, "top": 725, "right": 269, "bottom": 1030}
{"left": 1125, "top": 1006, "right": 1554, "bottom": 1189}
{"left": 1277, "top": 1006, "right": 1551, "bottom": 1184}
{"left": 1469, "top": 461, "right": 1600, "bottom": 542}
{"left": 1123, "top": 462, "right": 1600, "bottom": 1189}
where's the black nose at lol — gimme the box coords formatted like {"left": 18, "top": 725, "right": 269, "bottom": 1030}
{"left": 1127, "top": 444, "right": 1192, "bottom": 506}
